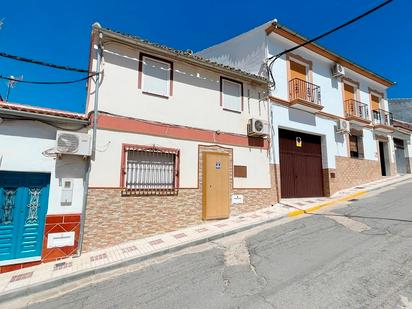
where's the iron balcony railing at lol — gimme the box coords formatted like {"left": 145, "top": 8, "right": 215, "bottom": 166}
{"left": 372, "top": 109, "right": 393, "bottom": 126}
{"left": 344, "top": 99, "right": 369, "bottom": 120}
{"left": 289, "top": 78, "right": 321, "bottom": 105}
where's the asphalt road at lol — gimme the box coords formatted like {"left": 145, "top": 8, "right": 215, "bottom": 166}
{"left": 30, "top": 180, "right": 412, "bottom": 309}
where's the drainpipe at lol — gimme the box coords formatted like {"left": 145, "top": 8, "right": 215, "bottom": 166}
{"left": 77, "top": 24, "right": 102, "bottom": 256}
{"left": 265, "top": 56, "right": 281, "bottom": 203}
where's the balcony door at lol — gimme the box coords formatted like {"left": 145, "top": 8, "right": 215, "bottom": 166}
{"left": 290, "top": 60, "right": 307, "bottom": 81}
{"left": 371, "top": 94, "right": 381, "bottom": 111}
{"left": 344, "top": 83, "right": 355, "bottom": 101}
{"left": 343, "top": 83, "right": 355, "bottom": 115}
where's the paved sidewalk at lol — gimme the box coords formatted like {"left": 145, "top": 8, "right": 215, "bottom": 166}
{"left": 0, "top": 174, "right": 410, "bottom": 303}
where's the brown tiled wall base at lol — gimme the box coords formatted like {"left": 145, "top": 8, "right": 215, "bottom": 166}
{"left": 323, "top": 156, "right": 387, "bottom": 196}
{"left": 0, "top": 214, "right": 81, "bottom": 274}
{"left": 83, "top": 189, "right": 203, "bottom": 252}
{"left": 84, "top": 185, "right": 278, "bottom": 252}
{"left": 83, "top": 145, "right": 279, "bottom": 252}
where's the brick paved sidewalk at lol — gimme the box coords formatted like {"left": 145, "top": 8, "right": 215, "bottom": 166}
{"left": 0, "top": 174, "right": 410, "bottom": 303}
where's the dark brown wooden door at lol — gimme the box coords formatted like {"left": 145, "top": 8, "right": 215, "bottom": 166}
{"left": 279, "top": 129, "right": 324, "bottom": 198}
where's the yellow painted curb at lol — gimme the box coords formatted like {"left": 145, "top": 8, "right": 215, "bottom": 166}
{"left": 287, "top": 190, "right": 367, "bottom": 217}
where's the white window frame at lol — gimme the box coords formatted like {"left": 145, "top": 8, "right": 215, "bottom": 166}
{"left": 221, "top": 77, "right": 243, "bottom": 113}
{"left": 141, "top": 55, "right": 172, "bottom": 97}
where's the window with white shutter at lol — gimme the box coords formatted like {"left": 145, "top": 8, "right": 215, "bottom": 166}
{"left": 140, "top": 55, "right": 172, "bottom": 97}
{"left": 221, "top": 77, "right": 243, "bottom": 112}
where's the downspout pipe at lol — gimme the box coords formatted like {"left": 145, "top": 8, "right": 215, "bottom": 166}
{"left": 77, "top": 24, "right": 102, "bottom": 256}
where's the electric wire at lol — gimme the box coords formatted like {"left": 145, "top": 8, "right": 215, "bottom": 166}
{"left": 0, "top": 51, "right": 90, "bottom": 73}
{"left": 267, "top": 0, "right": 394, "bottom": 87}
{"left": 0, "top": 73, "right": 98, "bottom": 85}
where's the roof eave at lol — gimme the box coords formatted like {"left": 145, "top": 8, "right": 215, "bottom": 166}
{"left": 0, "top": 108, "right": 89, "bottom": 125}
{"left": 94, "top": 27, "right": 268, "bottom": 85}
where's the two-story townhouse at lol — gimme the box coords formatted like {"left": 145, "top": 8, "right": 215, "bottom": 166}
{"left": 198, "top": 20, "right": 403, "bottom": 199}
{"left": 83, "top": 24, "right": 277, "bottom": 251}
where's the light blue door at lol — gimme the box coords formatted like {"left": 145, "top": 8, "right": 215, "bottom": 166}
{"left": 0, "top": 172, "right": 50, "bottom": 262}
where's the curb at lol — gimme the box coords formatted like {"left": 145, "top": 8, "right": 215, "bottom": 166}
{"left": 0, "top": 211, "right": 287, "bottom": 304}
{"left": 287, "top": 191, "right": 367, "bottom": 217}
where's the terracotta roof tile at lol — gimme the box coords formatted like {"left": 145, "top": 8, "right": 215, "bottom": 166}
{"left": 98, "top": 27, "right": 268, "bottom": 83}
{"left": 0, "top": 101, "right": 88, "bottom": 121}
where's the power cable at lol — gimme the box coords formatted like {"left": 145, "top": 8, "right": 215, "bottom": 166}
{"left": 0, "top": 73, "right": 98, "bottom": 85}
{"left": 0, "top": 51, "right": 90, "bottom": 73}
{"left": 267, "top": 0, "right": 394, "bottom": 87}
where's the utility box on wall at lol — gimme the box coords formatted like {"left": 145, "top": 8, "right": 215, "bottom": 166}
{"left": 61, "top": 179, "right": 73, "bottom": 206}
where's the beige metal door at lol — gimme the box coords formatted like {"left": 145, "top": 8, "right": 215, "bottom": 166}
{"left": 202, "top": 152, "right": 230, "bottom": 220}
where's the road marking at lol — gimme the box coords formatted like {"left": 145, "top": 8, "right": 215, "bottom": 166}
{"left": 326, "top": 214, "right": 371, "bottom": 233}
{"left": 288, "top": 191, "right": 367, "bottom": 217}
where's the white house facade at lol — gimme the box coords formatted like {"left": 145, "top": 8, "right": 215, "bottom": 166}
{"left": 198, "top": 20, "right": 407, "bottom": 198}
{"left": 83, "top": 25, "right": 277, "bottom": 251}
{"left": 0, "top": 102, "right": 89, "bottom": 273}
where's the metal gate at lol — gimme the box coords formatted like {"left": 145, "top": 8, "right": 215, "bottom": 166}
{"left": 394, "top": 138, "right": 407, "bottom": 174}
{"left": 0, "top": 171, "right": 50, "bottom": 263}
{"left": 279, "top": 129, "right": 324, "bottom": 198}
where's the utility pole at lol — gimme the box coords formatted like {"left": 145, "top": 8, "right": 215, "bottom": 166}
{"left": 5, "top": 75, "right": 23, "bottom": 102}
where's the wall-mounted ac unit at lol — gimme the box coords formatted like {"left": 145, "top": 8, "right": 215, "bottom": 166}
{"left": 56, "top": 131, "right": 92, "bottom": 156}
{"left": 248, "top": 118, "right": 269, "bottom": 137}
{"left": 332, "top": 63, "right": 345, "bottom": 77}
{"left": 336, "top": 119, "right": 350, "bottom": 133}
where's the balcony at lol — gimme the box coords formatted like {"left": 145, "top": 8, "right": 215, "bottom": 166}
{"left": 344, "top": 99, "right": 371, "bottom": 126}
{"left": 288, "top": 78, "right": 323, "bottom": 113}
{"left": 372, "top": 109, "right": 394, "bottom": 133}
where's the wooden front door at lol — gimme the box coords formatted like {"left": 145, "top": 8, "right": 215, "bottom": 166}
{"left": 279, "top": 129, "right": 324, "bottom": 198}
{"left": 202, "top": 152, "right": 230, "bottom": 220}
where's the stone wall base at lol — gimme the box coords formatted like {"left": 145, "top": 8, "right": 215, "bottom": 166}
{"left": 324, "top": 156, "right": 386, "bottom": 196}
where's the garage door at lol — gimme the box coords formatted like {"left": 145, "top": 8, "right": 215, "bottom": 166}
{"left": 279, "top": 129, "right": 324, "bottom": 198}
{"left": 394, "top": 138, "right": 407, "bottom": 174}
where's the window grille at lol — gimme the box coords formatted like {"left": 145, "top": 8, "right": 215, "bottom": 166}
{"left": 122, "top": 145, "right": 179, "bottom": 195}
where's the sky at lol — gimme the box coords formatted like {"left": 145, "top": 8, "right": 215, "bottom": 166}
{"left": 0, "top": 0, "right": 410, "bottom": 113}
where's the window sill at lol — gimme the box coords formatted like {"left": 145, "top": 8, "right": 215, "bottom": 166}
{"left": 142, "top": 91, "right": 170, "bottom": 99}
{"left": 349, "top": 156, "right": 365, "bottom": 160}
{"left": 222, "top": 108, "right": 242, "bottom": 114}
{"left": 121, "top": 188, "right": 178, "bottom": 196}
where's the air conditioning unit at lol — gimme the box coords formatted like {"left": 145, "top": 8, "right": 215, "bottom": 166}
{"left": 248, "top": 118, "right": 269, "bottom": 137}
{"left": 332, "top": 63, "right": 345, "bottom": 77}
{"left": 56, "top": 131, "right": 92, "bottom": 156}
{"left": 336, "top": 119, "right": 350, "bottom": 133}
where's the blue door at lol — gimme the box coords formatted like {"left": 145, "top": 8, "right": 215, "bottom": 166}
{"left": 0, "top": 172, "right": 50, "bottom": 262}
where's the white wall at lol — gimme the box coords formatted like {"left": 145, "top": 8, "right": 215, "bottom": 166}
{"left": 88, "top": 43, "right": 269, "bottom": 137}
{"left": 0, "top": 120, "right": 87, "bottom": 215}
{"left": 90, "top": 129, "right": 271, "bottom": 189}
{"left": 362, "top": 128, "right": 378, "bottom": 161}
{"left": 197, "top": 22, "right": 270, "bottom": 76}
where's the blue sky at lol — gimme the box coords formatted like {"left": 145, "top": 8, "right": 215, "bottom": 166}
{"left": 0, "top": 0, "right": 410, "bottom": 113}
